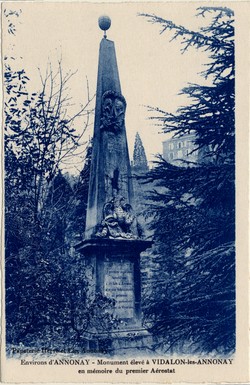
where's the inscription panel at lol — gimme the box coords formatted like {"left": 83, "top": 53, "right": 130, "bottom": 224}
{"left": 104, "top": 261, "right": 134, "bottom": 319}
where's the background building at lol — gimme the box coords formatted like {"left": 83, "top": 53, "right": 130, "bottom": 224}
{"left": 163, "top": 133, "right": 199, "bottom": 166}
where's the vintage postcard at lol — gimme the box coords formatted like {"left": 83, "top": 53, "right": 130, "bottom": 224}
{"left": 1, "top": 1, "right": 249, "bottom": 383}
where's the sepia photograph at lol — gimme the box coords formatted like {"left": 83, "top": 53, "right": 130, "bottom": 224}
{"left": 1, "top": 1, "right": 249, "bottom": 383}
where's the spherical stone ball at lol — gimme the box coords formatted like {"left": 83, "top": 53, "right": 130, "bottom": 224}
{"left": 98, "top": 15, "right": 111, "bottom": 31}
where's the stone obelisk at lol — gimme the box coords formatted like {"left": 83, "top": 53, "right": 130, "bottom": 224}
{"left": 75, "top": 16, "right": 152, "bottom": 353}
{"left": 85, "top": 30, "right": 133, "bottom": 239}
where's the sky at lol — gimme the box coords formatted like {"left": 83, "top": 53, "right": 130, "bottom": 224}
{"left": 2, "top": 1, "right": 212, "bottom": 174}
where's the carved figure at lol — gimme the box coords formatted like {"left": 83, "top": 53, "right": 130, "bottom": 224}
{"left": 96, "top": 195, "right": 138, "bottom": 239}
{"left": 100, "top": 91, "right": 126, "bottom": 133}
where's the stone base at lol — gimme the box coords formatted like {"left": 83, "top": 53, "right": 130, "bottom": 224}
{"left": 80, "top": 328, "right": 153, "bottom": 356}
{"left": 75, "top": 237, "right": 152, "bottom": 324}
{"left": 75, "top": 238, "right": 153, "bottom": 355}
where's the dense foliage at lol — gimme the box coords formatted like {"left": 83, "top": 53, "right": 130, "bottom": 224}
{"left": 141, "top": 7, "right": 235, "bottom": 354}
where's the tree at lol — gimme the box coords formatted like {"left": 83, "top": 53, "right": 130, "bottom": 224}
{"left": 140, "top": 7, "right": 235, "bottom": 354}
{"left": 5, "top": 62, "right": 93, "bottom": 223}
{"left": 132, "top": 132, "right": 148, "bottom": 172}
{"left": 4, "top": 16, "right": 94, "bottom": 346}
{"left": 142, "top": 6, "right": 234, "bottom": 161}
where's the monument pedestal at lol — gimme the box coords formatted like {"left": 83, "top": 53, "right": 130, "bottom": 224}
{"left": 75, "top": 238, "right": 153, "bottom": 354}
{"left": 74, "top": 27, "right": 153, "bottom": 354}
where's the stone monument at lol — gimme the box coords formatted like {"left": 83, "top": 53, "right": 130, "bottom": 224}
{"left": 75, "top": 16, "right": 152, "bottom": 353}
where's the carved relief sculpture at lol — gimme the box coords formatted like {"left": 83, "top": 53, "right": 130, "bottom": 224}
{"left": 96, "top": 195, "right": 139, "bottom": 239}
{"left": 100, "top": 90, "right": 126, "bottom": 133}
